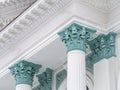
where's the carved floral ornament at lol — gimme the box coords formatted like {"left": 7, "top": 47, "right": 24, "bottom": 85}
{"left": 33, "top": 68, "right": 53, "bottom": 90}
{"left": 58, "top": 23, "right": 117, "bottom": 70}
{"left": 56, "top": 69, "right": 67, "bottom": 90}
{"left": 58, "top": 23, "right": 96, "bottom": 52}
{"left": 86, "top": 32, "right": 116, "bottom": 69}
{"left": 9, "top": 60, "right": 42, "bottom": 85}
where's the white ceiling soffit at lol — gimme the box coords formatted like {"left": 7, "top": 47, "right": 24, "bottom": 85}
{"left": 81, "top": 0, "right": 120, "bottom": 12}
{"left": 0, "top": 0, "right": 120, "bottom": 78}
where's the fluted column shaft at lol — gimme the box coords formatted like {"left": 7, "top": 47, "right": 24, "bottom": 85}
{"left": 58, "top": 23, "right": 96, "bottom": 90}
{"left": 67, "top": 50, "right": 85, "bottom": 90}
{"left": 86, "top": 32, "right": 117, "bottom": 90}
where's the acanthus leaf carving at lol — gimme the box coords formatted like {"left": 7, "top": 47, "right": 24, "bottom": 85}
{"left": 58, "top": 23, "right": 96, "bottom": 52}
{"left": 36, "top": 68, "right": 53, "bottom": 90}
{"left": 86, "top": 32, "right": 116, "bottom": 70}
{"left": 9, "top": 60, "right": 42, "bottom": 85}
{"left": 56, "top": 69, "right": 67, "bottom": 90}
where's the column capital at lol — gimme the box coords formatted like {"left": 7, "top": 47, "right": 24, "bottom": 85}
{"left": 9, "top": 60, "right": 42, "bottom": 86}
{"left": 86, "top": 32, "right": 116, "bottom": 68}
{"left": 37, "top": 68, "right": 53, "bottom": 90}
{"left": 58, "top": 23, "right": 96, "bottom": 52}
{"left": 56, "top": 69, "right": 67, "bottom": 90}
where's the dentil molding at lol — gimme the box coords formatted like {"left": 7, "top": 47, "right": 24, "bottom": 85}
{"left": 0, "top": 0, "right": 37, "bottom": 31}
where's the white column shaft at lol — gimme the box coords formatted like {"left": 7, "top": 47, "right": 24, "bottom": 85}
{"left": 94, "top": 58, "right": 116, "bottom": 90}
{"left": 16, "top": 84, "right": 32, "bottom": 90}
{"left": 67, "top": 50, "right": 86, "bottom": 90}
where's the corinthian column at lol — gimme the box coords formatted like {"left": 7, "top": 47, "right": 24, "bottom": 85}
{"left": 9, "top": 60, "right": 42, "bottom": 90}
{"left": 86, "top": 32, "right": 116, "bottom": 90}
{"left": 58, "top": 23, "right": 96, "bottom": 90}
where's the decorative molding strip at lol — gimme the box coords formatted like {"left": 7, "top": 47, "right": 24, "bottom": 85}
{"left": 0, "top": 0, "right": 72, "bottom": 56}
{"left": 0, "top": 0, "right": 37, "bottom": 31}
{"left": 0, "top": 0, "right": 36, "bottom": 10}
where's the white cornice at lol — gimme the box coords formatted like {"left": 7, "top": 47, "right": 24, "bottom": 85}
{"left": 0, "top": 0, "right": 37, "bottom": 31}
{"left": 0, "top": 0, "right": 120, "bottom": 13}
